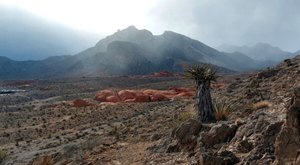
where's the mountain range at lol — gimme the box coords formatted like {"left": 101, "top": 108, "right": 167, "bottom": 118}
{"left": 0, "top": 26, "right": 298, "bottom": 80}
{"left": 217, "top": 43, "right": 298, "bottom": 63}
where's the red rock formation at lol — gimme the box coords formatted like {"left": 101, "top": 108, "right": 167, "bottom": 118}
{"left": 95, "top": 87, "right": 196, "bottom": 103}
{"left": 118, "top": 90, "right": 137, "bottom": 101}
{"left": 73, "top": 99, "right": 92, "bottom": 107}
{"left": 153, "top": 71, "right": 174, "bottom": 77}
{"left": 150, "top": 93, "right": 169, "bottom": 102}
{"left": 106, "top": 95, "right": 121, "bottom": 103}
{"left": 95, "top": 90, "right": 115, "bottom": 102}
{"left": 211, "top": 83, "right": 225, "bottom": 89}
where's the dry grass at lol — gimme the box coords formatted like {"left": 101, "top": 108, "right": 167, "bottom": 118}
{"left": 214, "top": 102, "right": 233, "bottom": 121}
{"left": 32, "top": 155, "right": 53, "bottom": 165}
{"left": 253, "top": 101, "right": 272, "bottom": 110}
{"left": 0, "top": 149, "right": 8, "bottom": 165}
{"left": 41, "top": 156, "right": 52, "bottom": 165}
{"left": 171, "top": 109, "right": 197, "bottom": 128}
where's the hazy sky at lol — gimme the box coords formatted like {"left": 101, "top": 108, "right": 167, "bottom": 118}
{"left": 1, "top": 0, "right": 300, "bottom": 52}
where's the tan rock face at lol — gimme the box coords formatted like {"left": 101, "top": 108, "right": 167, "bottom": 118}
{"left": 274, "top": 87, "right": 300, "bottom": 165}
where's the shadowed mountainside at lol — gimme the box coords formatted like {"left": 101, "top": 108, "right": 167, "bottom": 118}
{"left": 0, "top": 26, "right": 274, "bottom": 79}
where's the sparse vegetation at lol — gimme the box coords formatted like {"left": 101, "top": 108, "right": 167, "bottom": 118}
{"left": 40, "top": 155, "right": 52, "bottom": 165}
{"left": 1, "top": 54, "right": 299, "bottom": 165}
{"left": 0, "top": 149, "right": 8, "bottom": 165}
{"left": 253, "top": 101, "right": 272, "bottom": 110}
{"left": 213, "top": 101, "right": 233, "bottom": 121}
{"left": 172, "top": 110, "right": 197, "bottom": 127}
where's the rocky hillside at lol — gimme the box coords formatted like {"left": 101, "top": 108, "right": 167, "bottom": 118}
{"left": 147, "top": 55, "right": 300, "bottom": 164}
{"left": 0, "top": 26, "right": 269, "bottom": 80}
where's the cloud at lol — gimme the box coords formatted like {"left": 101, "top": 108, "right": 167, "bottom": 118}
{"left": 0, "top": 6, "right": 100, "bottom": 60}
{"left": 149, "top": 0, "right": 300, "bottom": 51}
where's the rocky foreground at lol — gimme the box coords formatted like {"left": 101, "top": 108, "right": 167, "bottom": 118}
{"left": 0, "top": 56, "right": 299, "bottom": 164}
{"left": 148, "top": 55, "right": 300, "bottom": 164}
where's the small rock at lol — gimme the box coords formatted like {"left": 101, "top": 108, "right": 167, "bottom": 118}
{"left": 151, "top": 133, "right": 162, "bottom": 141}
{"left": 200, "top": 123, "right": 237, "bottom": 147}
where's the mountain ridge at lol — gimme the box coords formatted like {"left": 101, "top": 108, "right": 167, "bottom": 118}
{"left": 216, "top": 43, "right": 297, "bottom": 63}
{"left": 0, "top": 26, "right": 278, "bottom": 80}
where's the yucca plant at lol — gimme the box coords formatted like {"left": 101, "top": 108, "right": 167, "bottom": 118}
{"left": 184, "top": 64, "right": 217, "bottom": 123}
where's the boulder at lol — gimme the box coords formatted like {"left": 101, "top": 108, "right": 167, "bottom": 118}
{"left": 274, "top": 87, "right": 300, "bottom": 165}
{"left": 171, "top": 119, "right": 202, "bottom": 151}
{"left": 95, "top": 90, "right": 115, "bottom": 102}
{"left": 200, "top": 123, "right": 237, "bottom": 147}
{"left": 72, "top": 99, "right": 92, "bottom": 107}
{"left": 106, "top": 95, "right": 121, "bottom": 103}
{"left": 201, "top": 150, "right": 239, "bottom": 165}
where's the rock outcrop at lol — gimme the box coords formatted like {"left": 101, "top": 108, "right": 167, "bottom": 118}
{"left": 72, "top": 99, "right": 93, "bottom": 107}
{"left": 95, "top": 87, "right": 196, "bottom": 103}
{"left": 146, "top": 56, "right": 300, "bottom": 164}
{"left": 274, "top": 87, "right": 300, "bottom": 165}
{"left": 171, "top": 119, "right": 202, "bottom": 151}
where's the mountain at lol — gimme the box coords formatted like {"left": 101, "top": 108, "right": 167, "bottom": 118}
{"left": 0, "top": 26, "right": 269, "bottom": 80}
{"left": 217, "top": 43, "right": 296, "bottom": 63}
{"left": 76, "top": 26, "right": 265, "bottom": 71}
{"left": 0, "top": 6, "right": 100, "bottom": 61}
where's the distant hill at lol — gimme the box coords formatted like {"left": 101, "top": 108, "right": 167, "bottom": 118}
{"left": 0, "top": 26, "right": 271, "bottom": 80}
{"left": 217, "top": 43, "right": 297, "bottom": 63}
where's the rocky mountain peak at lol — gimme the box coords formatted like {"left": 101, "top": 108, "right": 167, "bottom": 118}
{"left": 94, "top": 26, "right": 154, "bottom": 51}
{"left": 122, "top": 25, "right": 138, "bottom": 32}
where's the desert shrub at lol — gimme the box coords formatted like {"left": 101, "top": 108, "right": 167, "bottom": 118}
{"left": 0, "top": 149, "right": 8, "bottom": 165}
{"left": 81, "top": 136, "right": 102, "bottom": 151}
{"left": 213, "top": 101, "right": 233, "bottom": 121}
{"left": 31, "top": 155, "right": 53, "bottom": 165}
{"left": 40, "top": 155, "right": 52, "bottom": 165}
{"left": 253, "top": 101, "right": 271, "bottom": 110}
{"left": 171, "top": 110, "right": 197, "bottom": 128}
{"left": 63, "top": 144, "right": 79, "bottom": 158}
{"left": 284, "top": 59, "right": 292, "bottom": 66}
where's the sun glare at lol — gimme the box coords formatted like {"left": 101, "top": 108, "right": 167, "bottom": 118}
{"left": 0, "top": 0, "right": 157, "bottom": 34}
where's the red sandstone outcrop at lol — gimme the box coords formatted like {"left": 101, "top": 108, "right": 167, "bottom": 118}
{"left": 95, "top": 87, "right": 196, "bottom": 103}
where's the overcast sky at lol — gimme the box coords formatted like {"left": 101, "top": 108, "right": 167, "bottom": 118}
{"left": 1, "top": 0, "right": 300, "bottom": 52}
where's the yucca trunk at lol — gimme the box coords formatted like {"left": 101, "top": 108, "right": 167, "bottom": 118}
{"left": 196, "top": 81, "right": 215, "bottom": 122}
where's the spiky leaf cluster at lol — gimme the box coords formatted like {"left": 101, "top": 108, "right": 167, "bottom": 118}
{"left": 184, "top": 65, "right": 217, "bottom": 83}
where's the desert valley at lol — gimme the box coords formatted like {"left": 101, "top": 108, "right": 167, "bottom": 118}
{"left": 1, "top": 1, "right": 300, "bottom": 164}
{"left": 0, "top": 54, "right": 299, "bottom": 164}
{"left": 0, "top": 27, "right": 300, "bottom": 164}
